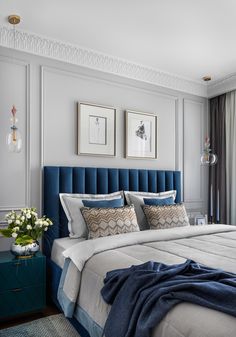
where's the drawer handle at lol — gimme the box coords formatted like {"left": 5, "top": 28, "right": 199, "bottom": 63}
{"left": 11, "top": 288, "right": 22, "bottom": 292}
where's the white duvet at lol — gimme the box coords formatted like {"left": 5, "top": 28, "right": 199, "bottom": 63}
{"left": 59, "top": 225, "right": 236, "bottom": 337}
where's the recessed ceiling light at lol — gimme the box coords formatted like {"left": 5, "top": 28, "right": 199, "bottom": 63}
{"left": 202, "top": 76, "right": 212, "bottom": 82}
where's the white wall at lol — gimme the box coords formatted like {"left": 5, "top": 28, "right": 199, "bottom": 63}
{"left": 0, "top": 47, "right": 208, "bottom": 250}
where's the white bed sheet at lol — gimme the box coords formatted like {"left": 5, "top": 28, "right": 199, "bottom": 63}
{"left": 51, "top": 237, "right": 85, "bottom": 268}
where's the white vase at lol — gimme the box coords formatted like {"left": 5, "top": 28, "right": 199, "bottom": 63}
{"left": 11, "top": 241, "right": 40, "bottom": 258}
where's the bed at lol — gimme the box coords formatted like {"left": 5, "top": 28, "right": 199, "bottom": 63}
{"left": 43, "top": 166, "right": 236, "bottom": 337}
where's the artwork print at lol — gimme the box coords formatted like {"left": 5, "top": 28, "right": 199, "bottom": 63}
{"left": 126, "top": 110, "right": 157, "bottom": 159}
{"left": 134, "top": 119, "right": 151, "bottom": 153}
{"left": 89, "top": 116, "right": 107, "bottom": 145}
{"left": 78, "top": 102, "right": 116, "bottom": 157}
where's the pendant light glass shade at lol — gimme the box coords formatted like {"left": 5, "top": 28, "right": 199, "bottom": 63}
{"left": 200, "top": 151, "right": 217, "bottom": 165}
{"left": 200, "top": 137, "right": 217, "bottom": 166}
{"left": 7, "top": 105, "right": 22, "bottom": 153}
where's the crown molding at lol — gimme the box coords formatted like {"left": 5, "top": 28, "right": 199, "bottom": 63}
{"left": 0, "top": 25, "right": 208, "bottom": 97}
{"left": 207, "top": 74, "right": 236, "bottom": 98}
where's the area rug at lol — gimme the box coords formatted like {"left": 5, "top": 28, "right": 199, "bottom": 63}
{"left": 0, "top": 314, "right": 81, "bottom": 337}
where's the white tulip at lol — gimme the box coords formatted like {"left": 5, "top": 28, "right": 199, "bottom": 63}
{"left": 8, "top": 220, "right": 12, "bottom": 224}
{"left": 12, "top": 232, "right": 17, "bottom": 238}
{"left": 26, "top": 213, "right": 31, "bottom": 219}
{"left": 14, "top": 227, "right": 20, "bottom": 231}
{"left": 44, "top": 227, "right": 48, "bottom": 231}
{"left": 26, "top": 225, "right": 32, "bottom": 230}
{"left": 21, "top": 216, "right": 25, "bottom": 221}
{"left": 15, "top": 220, "right": 21, "bottom": 225}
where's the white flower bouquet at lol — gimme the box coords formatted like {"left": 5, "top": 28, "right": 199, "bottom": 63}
{"left": 0, "top": 208, "right": 53, "bottom": 246}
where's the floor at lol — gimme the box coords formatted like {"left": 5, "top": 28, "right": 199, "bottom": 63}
{"left": 0, "top": 302, "right": 60, "bottom": 330}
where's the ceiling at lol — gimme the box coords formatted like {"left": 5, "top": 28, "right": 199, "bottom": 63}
{"left": 0, "top": 0, "right": 236, "bottom": 85}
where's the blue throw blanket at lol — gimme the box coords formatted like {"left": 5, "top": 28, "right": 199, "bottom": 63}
{"left": 101, "top": 260, "right": 236, "bottom": 337}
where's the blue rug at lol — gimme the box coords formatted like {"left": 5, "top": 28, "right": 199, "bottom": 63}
{"left": 0, "top": 314, "right": 81, "bottom": 337}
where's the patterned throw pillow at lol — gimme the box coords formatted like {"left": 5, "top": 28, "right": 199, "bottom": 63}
{"left": 142, "top": 204, "right": 190, "bottom": 229}
{"left": 124, "top": 190, "right": 176, "bottom": 231}
{"left": 59, "top": 191, "right": 124, "bottom": 238}
{"left": 81, "top": 205, "right": 140, "bottom": 239}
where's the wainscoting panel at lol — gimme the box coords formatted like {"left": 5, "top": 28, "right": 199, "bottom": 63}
{"left": 0, "top": 47, "right": 208, "bottom": 249}
{"left": 41, "top": 66, "right": 178, "bottom": 171}
{"left": 0, "top": 57, "right": 30, "bottom": 223}
{"left": 183, "top": 99, "right": 207, "bottom": 213}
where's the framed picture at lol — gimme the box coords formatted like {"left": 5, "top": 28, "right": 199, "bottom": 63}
{"left": 194, "top": 215, "right": 207, "bottom": 225}
{"left": 78, "top": 102, "right": 116, "bottom": 157}
{"left": 125, "top": 110, "right": 157, "bottom": 159}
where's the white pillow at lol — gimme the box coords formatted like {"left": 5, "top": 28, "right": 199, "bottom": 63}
{"left": 60, "top": 191, "right": 124, "bottom": 238}
{"left": 124, "top": 190, "right": 176, "bottom": 230}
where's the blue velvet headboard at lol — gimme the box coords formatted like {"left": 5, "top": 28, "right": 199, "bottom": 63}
{"left": 43, "top": 166, "right": 181, "bottom": 257}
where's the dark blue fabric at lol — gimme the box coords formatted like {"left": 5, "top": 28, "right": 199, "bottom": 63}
{"left": 108, "top": 169, "right": 119, "bottom": 192}
{"left": 82, "top": 198, "right": 124, "bottom": 208}
{"left": 157, "top": 171, "right": 165, "bottom": 192}
{"left": 139, "top": 170, "right": 148, "bottom": 192}
{"left": 143, "top": 197, "right": 174, "bottom": 206}
{"left": 46, "top": 259, "right": 63, "bottom": 310}
{"left": 101, "top": 260, "right": 236, "bottom": 337}
{"left": 43, "top": 167, "right": 60, "bottom": 256}
{"left": 43, "top": 167, "right": 181, "bottom": 257}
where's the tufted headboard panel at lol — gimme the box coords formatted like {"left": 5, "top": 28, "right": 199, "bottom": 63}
{"left": 43, "top": 166, "right": 181, "bottom": 257}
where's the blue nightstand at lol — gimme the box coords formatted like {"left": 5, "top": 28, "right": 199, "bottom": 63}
{"left": 0, "top": 251, "right": 46, "bottom": 320}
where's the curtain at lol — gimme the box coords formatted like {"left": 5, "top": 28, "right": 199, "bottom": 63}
{"left": 209, "top": 94, "right": 226, "bottom": 223}
{"left": 226, "top": 92, "right": 236, "bottom": 225}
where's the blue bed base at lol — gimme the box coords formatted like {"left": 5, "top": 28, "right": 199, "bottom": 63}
{"left": 43, "top": 166, "right": 181, "bottom": 336}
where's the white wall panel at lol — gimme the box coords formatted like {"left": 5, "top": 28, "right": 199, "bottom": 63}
{"left": 183, "top": 99, "right": 207, "bottom": 214}
{"left": 0, "top": 58, "right": 29, "bottom": 213}
{"left": 0, "top": 47, "right": 208, "bottom": 249}
{"left": 42, "top": 67, "right": 177, "bottom": 170}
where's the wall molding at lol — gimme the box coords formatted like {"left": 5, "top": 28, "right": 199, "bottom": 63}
{"left": 183, "top": 99, "right": 205, "bottom": 209}
{"left": 40, "top": 65, "right": 180, "bottom": 168}
{"left": 0, "top": 25, "right": 208, "bottom": 98}
{"left": 0, "top": 56, "right": 30, "bottom": 213}
{"left": 207, "top": 74, "right": 236, "bottom": 98}
{"left": 41, "top": 65, "right": 180, "bottom": 101}
{"left": 40, "top": 65, "right": 180, "bottom": 213}
{"left": 174, "top": 98, "right": 180, "bottom": 172}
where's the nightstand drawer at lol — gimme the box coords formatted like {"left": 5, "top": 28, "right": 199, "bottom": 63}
{"left": 0, "top": 255, "right": 45, "bottom": 291}
{"left": 0, "top": 284, "right": 46, "bottom": 319}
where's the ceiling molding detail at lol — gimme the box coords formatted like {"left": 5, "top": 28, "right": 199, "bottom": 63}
{"left": 207, "top": 74, "right": 236, "bottom": 98}
{"left": 0, "top": 26, "right": 208, "bottom": 97}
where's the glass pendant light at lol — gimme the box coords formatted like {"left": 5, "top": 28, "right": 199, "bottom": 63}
{"left": 6, "top": 16, "right": 22, "bottom": 153}
{"left": 200, "top": 137, "right": 217, "bottom": 165}
{"left": 6, "top": 105, "right": 22, "bottom": 153}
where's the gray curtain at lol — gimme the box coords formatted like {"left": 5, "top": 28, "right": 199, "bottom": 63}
{"left": 209, "top": 94, "right": 226, "bottom": 223}
{"left": 226, "top": 91, "right": 236, "bottom": 225}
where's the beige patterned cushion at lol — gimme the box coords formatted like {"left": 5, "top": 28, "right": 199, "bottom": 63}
{"left": 60, "top": 191, "right": 124, "bottom": 238}
{"left": 81, "top": 205, "right": 140, "bottom": 239}
{"left": 142, "top": 204, "right": 190, "bottom": 229}
{"left": 124, "top": 190, "right": 176, "bottom": 231}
